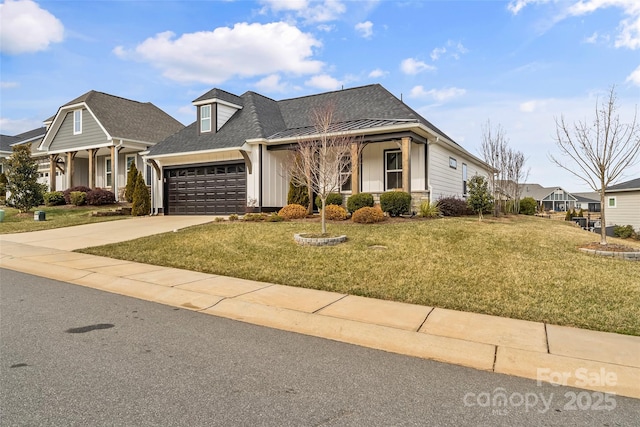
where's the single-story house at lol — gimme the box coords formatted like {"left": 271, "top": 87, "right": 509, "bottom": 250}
{"left": 519, "top": 183, "right": 578, "bottom": 212}
{"left": 144, "top": 84, "right": 493, "bottom": 215}
{"left": 572, "top": 192, "right": 601, "bottom": 213}
{"left": 37, "top": 90, "right": 183, "bottom": 200}
{"left": 604, "top": 178, "right": 640, "bottom": 232}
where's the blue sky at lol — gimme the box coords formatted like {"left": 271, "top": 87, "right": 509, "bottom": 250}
{"left": 1, "top": 0, "right": 639, "bottom": 191}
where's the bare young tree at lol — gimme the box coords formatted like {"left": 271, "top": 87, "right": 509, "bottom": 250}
{"left": 288, "top": 105, "right": 362, "bottom": 234}
{"left": 480, "top": 120, "right": 528, "bottom": 215}
{"left": 550, "top": 85, "right": 640, "bottom": 245}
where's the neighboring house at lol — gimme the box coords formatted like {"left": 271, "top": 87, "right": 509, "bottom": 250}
{"left": 145, "top": 84, "right": 492, "bottom": 215}
{"left": 572, "top": 192, "right": 600, "bottom": 212}
{"left": 519, "top": 183, "right": 578, "bottom": 212}
{"left": 37, "top": 91, "right": 183, "bottom": 200}
{"left": 604, "top": 178, "right": 640, "bottom": 232}
{"left": 0, "top": 134, "right": 21, "bottom": 174}
{"left": 8, "top": 127, "right": 49, "bottom": 186}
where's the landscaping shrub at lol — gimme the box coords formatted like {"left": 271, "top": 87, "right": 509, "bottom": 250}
{"left": 278, "top": 203, "right": 308, "bottom": 219}
{"left": 380, "top": 191, "right": 411, "bottom": 216}
{"left": 346, "top": 192, "right": 374, "bottom": 213}
{"left": 242, "top": 213, "right": 264, "bottom": 222}
{"left": 131, "top": 172, "right": 150, "bottom": 216}
{"left": 352, "top": 206, "right": 385, "bottom": 224}
{"left": 0, "top": 172, "right": 7, "bottom": 200}
{"left": 69, "top": 191, "right": 86, "bottom": 206}
{"left": 315, "top": 193, "right": 343, "bottom": 208}
{"left": 85, "top": 189, "right": 116, "bottom": 205}
{"left": 265, "top": 213, "right": 284, "bottom": 222}
{"left": 565, "top": 209, "right": 577, "bottom": 221}
{"left": 418, "top": 200, "right": 440, "bottom": 218}
{"left": 519, "top": 197, "right": 537, "bottom": 215}
{"left": 578, "top": 209, "right": 584, "bottom": 217}
{"left": 229, "top": 214, "right": 239, "bottom": 221}
{"left": 44, "top": 191, "right": 66, "bottom": 206}
{"left": 287, "top": 180, "right": 310, "bottom": 208}
{"left": 63, "top": 186, "right": 92, "bottom": 204}
{"left": 614, "top": 225, "right": 636, "bottom": 239}
{"left": 323, "top": 204, "right": 347, "bottom": 221}
{"left": 436, "top": 197, "right": 470, "bottom": 217}
{"left": 125, "top": 163, "right": 138, "bottom": 203}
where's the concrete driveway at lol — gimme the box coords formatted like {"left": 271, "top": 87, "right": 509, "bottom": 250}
{"left": 0, "top": 215, "right": 214, "bottom": 251}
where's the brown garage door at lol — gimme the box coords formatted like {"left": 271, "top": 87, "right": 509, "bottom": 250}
{"left": 164, "top": 163, "right": 246, "bottom": 215}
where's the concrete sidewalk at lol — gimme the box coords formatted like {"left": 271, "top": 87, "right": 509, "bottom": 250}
{"left": 1, "top": 218, "right": 638, "bottom": 399}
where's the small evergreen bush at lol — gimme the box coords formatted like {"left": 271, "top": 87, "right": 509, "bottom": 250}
{"left": 131, "top": 172, "right": 150, "bottom": 216}
{"left": 265, "top": 213, "right": 284, "bottom": 222}
{"left": 323, "top": 204, "right": 347, "bottom": 221}
{"left": 352, "top": 206, "right": 385, "bottom": 224}
{"left": 437, "top": 197, "right": 470, "bottom": 216}
{"left": 69, "top": 191, "right": 86, "bottom": 206}
{"left": 380, "top": 191, "right": 412, "bottom": 216}
{"left": 85, "top": 189, "right": 116, "bottom": 205}
{"left": 519, "top": 197, "right": 537, "bottom": 215}
{"left": 228, "top": 214, "right": 239, "bottom": 221}
{"left": 346, "top": 192, "right": 374, "bottom": 213}
{"left": 614, "top": 225, "right": 636, "bottom": 239}
{"left": 315, "top": 193, "right": 343, "bottom": 208}
{"left": 287, "top": 180, "right": 309, "bottom": 207}
{"left": 63, "top": 186, "right": 92, "bottom": 204}
{"left": 125, "top": 163, "right": 138, "bottom": 203}
{"left": 418, "top": 200, "right": 440, "bottom": 218}
{"left": 278, "top": 203, "right": 308, "bottom": 219}
{"left": 44, "top": 191, "right": 66, "bottom": 206}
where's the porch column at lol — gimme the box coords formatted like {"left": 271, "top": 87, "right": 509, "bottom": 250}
{"left": 401, "top": 136, "right": 412, "bottom": 193}
{"left": 110, "top": 145, "right": 115, "bottom": 193}
{"left": 350, "top": 142, "right": 360, "bottom": 195}
{"left": 66, "top": 151, "right": 77, "bottom": 189}
{"left": 49, "top": 154, "right": 58, "bottom": 191}
{"left": 87, "top": 148, "right": 97, "bottom": 189}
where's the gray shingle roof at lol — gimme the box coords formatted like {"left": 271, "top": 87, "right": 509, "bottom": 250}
{"left": 193, "top": 88, "right": 244, "bottom": 106}
{"left": 13, "top": 127, "right": 47, "bottom": 144}
{"left": 149, "top": 84, "right": 458, "bottom": 156}
{"left": 61, "top": 91, "right": 183, "bottom": 143}
{"left": 606, "top": 178, "right": 640, "bottom": 192}
{"left": 0, "top": 134, "right": 20, "bottom": 153}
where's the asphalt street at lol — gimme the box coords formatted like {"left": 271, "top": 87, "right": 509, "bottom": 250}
{"left": 1, "top": 268, "right": 639, "bottom": 426}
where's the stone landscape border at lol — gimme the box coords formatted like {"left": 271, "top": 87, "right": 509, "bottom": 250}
{"left": 294, "top": 233, "right": 347, "bottom": 246}
{"left": 578, "top": 247, "right": 640, "bottom": 261}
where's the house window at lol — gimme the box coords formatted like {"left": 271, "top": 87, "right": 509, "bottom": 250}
{"left": 608, "top": 197, "right": 616, "bottom": 208}
{"left": 200, "top": 105, "right": 212, "bottom": 133}
{"left": 340, "top": 156, "right": 352, "bottom": 192}
{"left": 449, "top": 157, "right": 457, "bottom": 169}
{"left": 105, "top": 158, "right": 112, "bottom": 187}
{"left": 462, "top": 163, "right": 468, "bottom": 196}
{"left": 73, "top": 109, "right": 82, "bottom": 135}
{"left": 385, "top": 150, "right": 402, "bottom": 190}
{"left": 126, "top": 155, "right": 136, "bottom": 171}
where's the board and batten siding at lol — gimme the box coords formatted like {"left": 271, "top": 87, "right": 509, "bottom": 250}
{"left": 48, "top": 108, "right": 108, "bottom": 151}
{"left": 360, "top": 141, "right": 425, "bottom": 193}
{"left": 428, "top": 143, "right": 488, "bottom": 199}
{"left": 605, "top": 191, "right": 640, "bottom": 231}
{"left": 260, "top": 150, "right": 289, "bottom": 208}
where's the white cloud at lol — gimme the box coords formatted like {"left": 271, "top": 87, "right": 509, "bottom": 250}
{"left": 368, "top": 68, "right": 388, "bottom": 78}
{"left": 430, "top": 47, "right": 446, "bottom": 61}
{"left": 260, "top": 0, "right": 346, "bottom": 23}
{"left": 409, "top": 86, "right": 466, "bottom": 102}
{"left": 400, "top": 58, "right": 436, "bottom": 75}
{"left": 305, "top": 74, "right": 342, "bottom": 90}
{"left": 0, "top": 0, "right": 64, "bottom": 54}
{"left": 316, "top": 24, "right": 334, "bottom": 32}
{"left": 510, "top": 0, "right": 640, "bottom": 50}
{"left": 114, "top": 22, "right": 324, "bottom": 85}
{"left": 0, "top": 117, "right": 43, "bottom": 135}
{"left": 626, "top": 64, "right": 640, "bottom": 85}
{"left": 0, "top": 81, "right": 20, "bottom": 89}
{"left": 355, "top": 21, "right": 373, "bottom": 38}
{"left": 255, "top": 74, "right": 290, "bottom": 92}
{"left": 519, "top": 99, "right": 548, "bottom": 112}
{"left": 584, "top": 31, "right": 599, "bottom": 44}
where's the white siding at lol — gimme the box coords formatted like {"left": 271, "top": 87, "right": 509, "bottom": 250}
{"left": 604, "top": 191, "right": 640, "bottom": 231}
{"left": 217, "top": 104, "right": 238, "bottom": 131}
{"left": 428, "top": 143, "right": 488, "bottom": 200}
{"left": 261, "top": 150, "right": 289, "bottom": 207}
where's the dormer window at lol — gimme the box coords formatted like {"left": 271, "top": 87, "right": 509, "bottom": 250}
{"left": 200, "top": 105, "right": 212, "bottom": 133}
{"left": 73, "top": 109, "right": 82, "bottom": 135}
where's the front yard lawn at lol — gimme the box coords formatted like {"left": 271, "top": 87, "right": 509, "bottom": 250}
{"left": 0, "top": 205, "right": 130, "bottom": 234}
{"left": 79, "top": 216, "right": 640, "bottom": 336}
